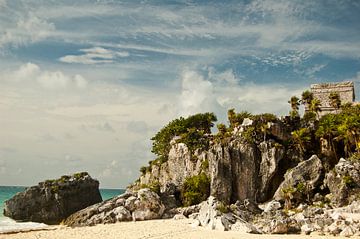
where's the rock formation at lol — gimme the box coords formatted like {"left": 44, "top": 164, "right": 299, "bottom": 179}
{"left": 64, "top": 188, "right": 165, "bottom": 226}
{"left": 135, "top": 137, "right": 290, "bottom": 205}
{"left": 4, "top": 172, "right": 102, "bottom": 225}
{"left": 324, "top": 158, "right": 360, "bottom": 207}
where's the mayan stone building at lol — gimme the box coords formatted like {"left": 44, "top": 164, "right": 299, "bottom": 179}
{"left": 310, "top": 81, "right": 355, "bottom": 116}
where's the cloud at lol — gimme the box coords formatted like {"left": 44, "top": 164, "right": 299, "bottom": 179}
{"left": 178, "top": 67, "right": 303, "bottom": 119}
{"left": 59, "top": 47, "right": 129, "bottom": 64}
{"left": 0, "top": 13, "right": 55, "bottom": 48}
{"left": 179, "top": 69, "right": 217, "bottom": 116}
{"left": 6, "top": 63, "right": 87, "bottom": 90}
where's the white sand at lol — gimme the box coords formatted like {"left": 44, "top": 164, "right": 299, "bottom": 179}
{"left": 0, "top": 219, "right": 357, "bottom": 239}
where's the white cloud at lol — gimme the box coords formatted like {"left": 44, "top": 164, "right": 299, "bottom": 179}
{"left": 6, "top": 63, "right": 87, "bottom": 90}
{"left": 59, "top": 47, "right": 129, "bottom": 64}
{"left": 178, "top": 67, "right": 303, "bottom": 118}
{"left": 0, "top": 14, "right": 55, "bottom": 48}
{"left": 179, "top": 69, "right": 215, "bottom": 115}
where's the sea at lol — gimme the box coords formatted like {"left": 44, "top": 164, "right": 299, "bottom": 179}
{"left": 0, "top": 186, "right": 125, "bottom": 233}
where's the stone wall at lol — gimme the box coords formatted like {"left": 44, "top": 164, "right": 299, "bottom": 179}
{"left": 310, "top": 81, "right": 355, "bottom": 116}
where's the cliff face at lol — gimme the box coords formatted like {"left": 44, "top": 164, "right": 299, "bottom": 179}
{"left": 135, "top": 124, "right": 293, "bottom": 204}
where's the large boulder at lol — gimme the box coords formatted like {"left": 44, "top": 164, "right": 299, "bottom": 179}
{"left": 64, "top": 188, "right": 165, "bottom": 226}
{"left": 4, "top": 172, "right": 102, "bottom": 224}
{"left": 274, "top": 155, "right": 324, "bottom": 204}
{"left": 324, "top": 158, "right": 360, "bottom": 207}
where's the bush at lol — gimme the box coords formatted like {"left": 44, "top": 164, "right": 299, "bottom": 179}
{"left": 181, "top": 173, "right": 210, "bottom": 206}
{"left": 151, "top": 112, "right": 217, "bottom": 159}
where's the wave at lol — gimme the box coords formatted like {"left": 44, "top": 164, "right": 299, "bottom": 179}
{"left": 0, "top": 217, "right": 48, "bottom": 234}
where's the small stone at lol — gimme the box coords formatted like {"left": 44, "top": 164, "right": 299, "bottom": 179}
{"left": 173, "top": 214, "right": 187, "bottom": 220}
{"left": 301, "top": 223, "right": 314, "bottom": 235}
{"left": 191, "top": 220, "right": 200, "bottom": 228}
{"left": 263, "top": 200, "right": 282, "bottom": 213}
{"left": 340, "top": 226, "right": 355, "bottom": 237}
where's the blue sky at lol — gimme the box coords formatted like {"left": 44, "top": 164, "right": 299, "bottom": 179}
{"left": 0, "top": 0, "right": 360, "bottom": 188}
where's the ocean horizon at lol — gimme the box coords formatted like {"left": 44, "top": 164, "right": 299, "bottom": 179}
{"left": 0, "top": 186, "right": 125, "bottom": 233}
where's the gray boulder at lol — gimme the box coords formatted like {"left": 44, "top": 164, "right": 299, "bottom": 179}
{"left": 64, "top": 188, "right": 165, "bottom": 226}
{"left": 274, "top": 155, "right": 324, "bottom": 204}
{"left": 4, "top": 172, "right": 102, "bottom": 225}
{"left": 324, "top": 158, "right": 360, "bottom": 207}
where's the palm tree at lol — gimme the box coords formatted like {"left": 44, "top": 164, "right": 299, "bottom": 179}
{"left": 291, "top": 128, "right": 311, "bottom": 154}
{"left": 316, "top": 114, "right": 338, "bottom": 159}
{"left": 309, "top": 98, "right": 322, "bottom": 118}
{"left": 329, "top": 92, "right": 341, "bottom": 113}
{"left": 288, "top": 96, "right": 300, "bottom": 119}
{"left": 301, "top": 90, "right": 314, "bottom": 106}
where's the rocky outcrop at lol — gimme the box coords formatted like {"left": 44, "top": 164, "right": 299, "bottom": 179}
{"left": 64, "top": 188, "right": 165, "bottom": 226}
{"left": 253, "top": 201, "right": 360, "bottom": 236}
{"left": 138, "top": 142, "right": 206, "bottom": 193}
{"left": 4, "top": 172, "right": 102, "bottom": 225}
{"left": 324, "top": 158, "right": 360, "bottom": 207}
{"left": 136, "top": 138, "right": 288, "bottom": 205}
{"left": 274, "top": 155, "right": 324, "bottom": 204}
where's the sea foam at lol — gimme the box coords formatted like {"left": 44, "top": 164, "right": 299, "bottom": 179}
{"left": 0, "top": 217, "right": 48, "bottom": 234}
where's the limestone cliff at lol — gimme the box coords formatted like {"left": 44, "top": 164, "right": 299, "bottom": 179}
{"left": 131, "top": 120, "right": 295, "bottom": 204}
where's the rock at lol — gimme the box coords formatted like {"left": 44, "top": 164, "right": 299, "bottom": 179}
{"left": 230, "top": 221, "right": 261, "bottom": 234}
{"left": 340, "top": 226, "right": 355, "bottom": 237}
{"left": 113, "top": 206, "right": 132, "bottom": 221}
{"left": 274, "top": 155, "right": 324, "bottom": 204}
{"left": 4, "top": 172, "right": 102, "bottom": 224}
{"left": 179, "top": 204, "right": 201, "bottom": 217}
{"left": 208, "top": 143, "right": 232, "bottom": 204}
{"left": 173, "top": 214, "right": 187, "bottom": 220}
{"left": 257, "top": 141, "right": 285, "bottom": 202}
{"left": 135, "top": 133, "right": 294, "bottom": 205}
{"left": 241, "top": 118, "right": 253, "bottom": 127}
{"left": 301, "top": 223, "right": 315, "bottom": 235}
{"left": 131, "top": 189, "right": 165, "bottom": 221}
{"left": 197, "top": 196, "right": 233, "bottom": 231}
{"left": 324, "top": 158, "right": 360, "bottom": 207}
{"left": 269, "top": 219, "right": 289, "bottom": 234}
{"left": 263, "top": 200, "right": 281, "bottom": 213}
{"left": 64, "top": 188, "right": 164, "bottom": 226}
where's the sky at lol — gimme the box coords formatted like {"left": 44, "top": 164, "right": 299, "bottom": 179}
{"left": 0, "top": 0, "right": 360, "bottom": 188}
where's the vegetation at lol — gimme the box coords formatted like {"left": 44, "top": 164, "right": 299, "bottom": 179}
{"left": 151, "top": 112, "right": 217, "bottom": 160}
{"left": 288, "top": 96, "right": 300, "bottom": 119}
{"left": 180, "top": 173, "right": 210, "bottom": 206}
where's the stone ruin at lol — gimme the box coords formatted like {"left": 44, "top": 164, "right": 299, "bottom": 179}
{"left": 310, "top": 81, "right": 356, "bottom": 116}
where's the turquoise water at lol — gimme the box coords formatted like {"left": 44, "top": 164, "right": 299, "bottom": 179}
{"left": 0, "top": 186, "right": 124, "bottom": 232}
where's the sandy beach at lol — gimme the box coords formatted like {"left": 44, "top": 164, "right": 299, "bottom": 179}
{"left": 0, "top": 219, "right": 357, "bottom": 239}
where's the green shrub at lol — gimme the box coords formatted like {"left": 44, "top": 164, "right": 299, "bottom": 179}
{"left": 343, "top": 175, "right": 356, "bottom": 188}
{"left": 151, "top": 112, "right": 217, "bottom": 159}
{"left": 181, "top": 173, "right": 210, "bottom": 206}
{"left": 201, "top": 159, "right": 209, "bottom": 172}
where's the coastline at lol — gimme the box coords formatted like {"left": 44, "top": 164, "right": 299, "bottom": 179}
{"left": 0, "top": 219, "right": 355, "bottom": 239}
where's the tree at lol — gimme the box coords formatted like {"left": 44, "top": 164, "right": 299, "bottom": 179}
{"left": 329, "top": 92, "right": 341, "bottom": 113}
{"left": 288, "top": 96, "right": 300, "bottom": 119}
{"left": 227, "top": 109, "right": 252, "bottom": 128}
{"left": 316, "top": 113, "right": 338, "bottom": 158}
{"left": 309, "top": 98, "right": 322, "bottom": 118}
{"left": 301, "top": 90, "right": 314, "bottom": 106}
{"left": 291, "top": 128, "right": 311, "bottom": 154}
